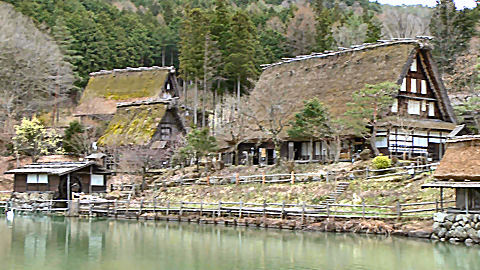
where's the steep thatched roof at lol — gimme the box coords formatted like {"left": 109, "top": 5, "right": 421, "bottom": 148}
{"left": 75, "top": 66, "right": 175, "bottom": 116}
{"left": 247, "top": 38, "right": 456, "bottom": 140}
{"left": 434, "top": 136, "right": 480, "bottom": 181}
{"left": 97, "top": 100, "right": 171, "bottom": 146}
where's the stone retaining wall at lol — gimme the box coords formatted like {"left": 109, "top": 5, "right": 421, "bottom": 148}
{"left": 432, "top": 212, "right": 480, "bottom": 245}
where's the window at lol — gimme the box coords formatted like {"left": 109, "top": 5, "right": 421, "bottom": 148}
{"left": 27, "top": 174, "right": 48, "bottom": 184}
{"left": 91, "top": 174, "right": 104, "bottom": 186}
{"left": 408, "top": 100, "right": 420, "bottom": 115}
{"left": 410, "top": 58, "right": 417, "bottom": 72}
{"left": 401, "top": 78, "right": 407, "bottom": 92}
{"left": 166, "top": 83, "right": 170, "bottom": 90}
{"left": 421, "top": 80, "right": 427, "bottom": 94}
{"left": 391, "top": 99, "right": 398, "bottom": 113}
{"left": 421, "top": 100, "right": 427, "bottom": 112}
{"left": 411, "top": 79, "right": 417, "bottom": 93}
{"left": 160, "top": 126, "right": 172, "bottom": 140}
{"left": 429, "top": 102, "right": 435, "bottom": 116}
{"left": 38, "top": 174, "right": 48, "bottom": 184}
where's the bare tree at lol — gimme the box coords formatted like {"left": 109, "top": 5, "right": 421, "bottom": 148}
{"left": 244, "top": 84, "right": 297, "bottom": 165}
{"left": 285, "top": 3, "right": 317, "bottom": 56}
{"left": 379, "top": 5, "right": 431, "bottom": 39}
{"left": 118, "top": 137, "right": 182, "bottom": 191}
{"left": 0, "top": 2, "right": 75, "bottom": 134}
{"left": 215, "top": 96, "right": 250, "bottom": 165}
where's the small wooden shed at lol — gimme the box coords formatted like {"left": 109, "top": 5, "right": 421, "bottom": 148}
{"left": 5, "top": 162, "right": 111, "bottom": 199}
{"left": 422, "top": 136, "right": 480, "bottom": 213}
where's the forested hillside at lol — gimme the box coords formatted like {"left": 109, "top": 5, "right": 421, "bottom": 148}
{"left": 1, "top": 0, "right": 480, "bottom": 141}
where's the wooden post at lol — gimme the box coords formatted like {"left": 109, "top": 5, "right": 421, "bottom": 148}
{"left": 301, "top": 202, "right": 306, "bottom": 224}
{"left": 48, "top": 199, "right": 52, "bottom": 214}
{"left": 362, "top": 198, "right": 365, "bottom": 218}
{"left": 153, "top": 198, "right": 157, "bottom": 220}
{"left": 465, "top": 189, "right": 469, "bottom": 214}
{"left": 67, "top": 174, "right": 71, "bottom": 211}
{"left": 114, "top": 200, "right": 118, "bottom": 218}
{"left": 206, "top": 176, "right": 210, "bottom": 186}
{"left": 291, "top": 171, "right": 295, "bottom": 185}
{"left": 179, "top": 201, "right": 183, "bottom": 216}
{"left": 366, "top": 167, "right": 369, "bottom": 179}
{"left": 166, "top": 201, "right": 170, "bottom": 216}
{"left": 326, "top": 202, "right": 330, "bottom": 217}
{"left": 262, "top": 172, "right": 266, "bottom": 185}
{"left": 326, "top": 171, "right": 330, "bottom": 183}
{"left": 139, "top": 199, "right": 144, "bottom": 216}
{"left": 281, "top": 201, "right": 285, "bottom": 219}
{"left": 396, "top": 202, "right": 401, "bottom": 219}
{"left": 236, "top": 173, "right": 239, "bottom": 185}
{"left": 435, "top": 199, "right": 438, "bottom": 212}
{"left": 218, "top": 201, "right": 222, "bottom": 217}
{"left": 440, "top": 187, "right": 444, "bottom": 211}
{"left": 89, "top": 201, "right": 93, "bottom": 217}
{"left": 200, "top": 201, "right": 204, "bottom": 216}
{"left": 263, "top": 200, "right": 267, "bottom": 220}
{"left": 239, "top": 201, "right": 243, "bottom": 219}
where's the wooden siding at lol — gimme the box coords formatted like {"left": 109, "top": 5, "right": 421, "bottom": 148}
{"left": 13, "top": 165, "right": 107, "bottom": 193}
{"left": 393, "top": 53, "right": 443, "bottom": 121}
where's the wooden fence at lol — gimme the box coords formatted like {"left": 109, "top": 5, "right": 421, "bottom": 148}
{"left": 111, "top": 163, "right": 438, "bottom": 191}
{"left": 4, "top": 198, "right": 455, "bottom": 221}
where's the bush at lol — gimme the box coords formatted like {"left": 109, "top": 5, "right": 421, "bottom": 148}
{"left": 372, "top": 155, "right": 392, "bottom": 170}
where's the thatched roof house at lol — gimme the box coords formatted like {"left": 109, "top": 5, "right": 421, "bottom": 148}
{"left": 239, "top": 38, "right": 457, "bottom": 164}
{"left": 97, "top": 99, "right": 186, "bottom": 147}
{"left": 423, "top": 136, "right": 480, "bottom": 212}
{"left": 74, "top": 66, "right": 178, "bottom": 118}
{"left": 433, "top": 136, "right": 480, "bottom": 181}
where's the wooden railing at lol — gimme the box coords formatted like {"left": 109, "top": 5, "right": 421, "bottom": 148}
{"left": 4, "top": 198, "right": 455, "bottom": 220}
{"left": 111, "top": 163, "right": 438, "bottom": 191}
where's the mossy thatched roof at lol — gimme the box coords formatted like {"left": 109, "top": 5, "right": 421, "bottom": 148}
{"left": 434, "top": 136, "right": 480, "bottom": 181}
{"left": 75, "top": 67, "right": 173, "bottom": 116}
{"left": 97, "top": 102, "right": 168, "bottom": 146}
{"left": 246, "top": 39, "right": 455, "bottom": 140}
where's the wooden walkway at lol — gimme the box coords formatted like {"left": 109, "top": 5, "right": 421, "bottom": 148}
{"left": 3, "top": 199, "right": 455, "bottom": 222}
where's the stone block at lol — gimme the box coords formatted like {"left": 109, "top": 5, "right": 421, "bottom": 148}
{"left": 446, "top": 214, "right": 455, "bottom": 222}
{"left": 433, "top": 212, "right": 448, "bottom": 223}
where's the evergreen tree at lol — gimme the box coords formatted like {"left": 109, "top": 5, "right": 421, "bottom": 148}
{"left": 288, "top": 98, "right": 331, "bottom": 162}
{"left": 363, "top": 10, "right": 382, "bottom": 43}
{"left": 224, "top": 10, "right": 258, "bottom": 95}
{"left": 313, "top": 0, "right": 336, "bottom": 52}
{"left": 430, "top": 0, "right": 477, "bottom": 74}
{"left": 345, "top": 82, "right": 398, "bottom": 156}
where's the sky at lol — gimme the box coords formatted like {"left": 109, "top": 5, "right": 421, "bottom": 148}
{"left": 370, "top": 0, "right": 477, "bottom": 9}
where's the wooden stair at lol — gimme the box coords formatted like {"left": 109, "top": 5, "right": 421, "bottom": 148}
{"left": 318, "top": 182, "right": 350, "bottom": 208}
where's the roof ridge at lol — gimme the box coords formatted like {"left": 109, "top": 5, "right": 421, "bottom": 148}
{"left": 89, "top": 66, "right": 175, "bottom": 76}
{"left": 261, "top": 38, "right": 432, "bottom": 70}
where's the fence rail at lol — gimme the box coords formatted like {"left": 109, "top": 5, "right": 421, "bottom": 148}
{"left": 3, "top": 198, "right": 455, "bottom": 221}
{"left": 111, "top": 163, "right": 438, "bottom": 191}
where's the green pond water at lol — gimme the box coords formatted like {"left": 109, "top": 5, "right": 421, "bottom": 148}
{"left": 0, "top": 215, "right": 478, "bottom": 270}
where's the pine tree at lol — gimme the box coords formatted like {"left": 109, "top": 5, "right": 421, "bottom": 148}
{"left": 224, "top": 10, "right": 258, "bottom": 97}
{"left": 313, "top": 0, "right": 336, "bottom": 52}
{"left": 287, "top": 98, "right": 331, "bottom": 162}
{"left": 363, "top": 10, "right": 382, "bottom": 43}
{"left": 430, "top": 0, "right": 477, "bottom": 74}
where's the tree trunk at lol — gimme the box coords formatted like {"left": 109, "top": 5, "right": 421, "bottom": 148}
{"left": 309, "top": 137, "right": 314, "bottom": 163}
{"left": 235, "top": 145, "right": 240, "bottom": 166}
{"left": 141, "top": 167, "right": 146, "bottom": 192}
{"left": 162, "top": 46, "right": 166, "bottom": 67}
{"left": 183, "top": 76, "right": 187, "bottom": 103}
{"left": 370, "top": 125, "right": 380, "bottom": 156}
{"left": 202, "top": 74, "right": 206, "bottom": 128}
{"left": 194, "top": 77, "right": 198, "bottom": 126}
{"left": 273, "top": 138, "right": 282, "bottom": 166}
{"left": 334, "top": 136, "right": 341, "bottom": 162}
{"left": 237, "top": 76, "right": 241, "bottom": 108}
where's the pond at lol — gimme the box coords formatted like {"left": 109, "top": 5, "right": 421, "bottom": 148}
{"left": 0, "top": 216, "right": 478, "bottom": 270}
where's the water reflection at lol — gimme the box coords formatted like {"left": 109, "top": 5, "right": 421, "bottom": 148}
{"left": 0, "top": 216, "right": 478, "bottom": 270}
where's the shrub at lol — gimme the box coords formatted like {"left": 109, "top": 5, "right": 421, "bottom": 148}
{"left": 372, "top": 155, "right": 392, "bottom": 170}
